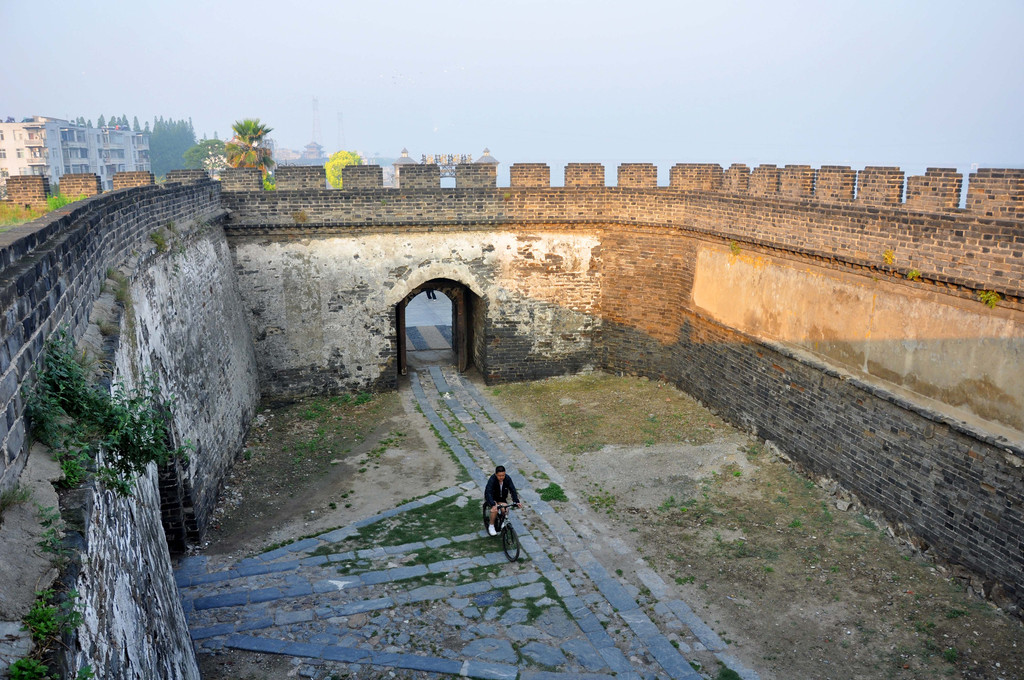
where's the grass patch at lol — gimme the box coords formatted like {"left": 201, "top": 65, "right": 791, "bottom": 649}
{"left": 489, "top": 373, "right": 728, "bottom": 454}
{"left": 335, "top": 498, "right": 479, "bottom": 551}
{"left": 0, "top": 484, "right": 32, "bottom": 526}
{"left": 538, "top": 483, "right": 568, "bottom": 502}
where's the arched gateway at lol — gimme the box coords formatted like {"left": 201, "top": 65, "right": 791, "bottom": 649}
{"left": 395, "top": 278, "right": 482, "bottom": 375}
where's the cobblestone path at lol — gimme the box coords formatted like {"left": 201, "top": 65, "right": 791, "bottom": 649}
{"left": 176, "top": 367, "right": 761, "bottom": 680}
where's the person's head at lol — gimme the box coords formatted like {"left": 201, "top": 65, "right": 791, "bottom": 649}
{"left": 495, "top": 465, "right": 506, "bottom": 482}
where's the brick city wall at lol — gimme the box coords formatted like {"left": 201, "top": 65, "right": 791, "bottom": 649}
{"left": 342, "top": 165, "right": 384, "bottom": 190}
{"left": 596, "top": 222, "right": 1022, "bottom": 614}
{"left": 220, "top": 173, "right": 1024, "bottom": 299}
{"left": 0, "top": 180, "right": 238, "bottom": 678}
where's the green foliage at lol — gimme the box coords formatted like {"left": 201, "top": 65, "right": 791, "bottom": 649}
{"left": 150, "top": 117, "right": 197, "bottom": 179}
{"left": 226, "top": 119, "right": 275, "bottom": 176}
{"left": 729, "top": 241, "right": 741, "bottom": 256}
{"left": 509, "top": 421, "right": 525, "bottom": 429}
{"left": 943, "top": 647, "right": 958, "bottom": 663}
{"left": 28, "top": 329, "right": 188, "bottom": 496}
{"left": 538, "top": 483, "right": 568, "bottom": 502}
{"left": 8, "top": 658, "right": 51, "bottom": 680}
{"left": 883, "top": 249, "right": 896, "bottom": 265}
{"left": 149, "top": 230, "right": 168, "bottom": 252}
{"left": 715, "top": 663, "right": 742, "bottom": 680}
{"left": 906, "top": 268, "right": 922, "bottom": 281}
{"left": 45, "top": 193, "right": 86, "bottom": 211}
{"left": 977, "top": 289, "right": 1001, "bottom": 308}
{"left": 23, "top": 589, "right": 83, "bottom": 643}
{"left": 325, "top": 150, "right": 363, "bottom": 189}
{"left": 182, "top": 139, "right": 226, "bottom": 173}
{"left": 263, "top": 174, "right": 276, "bottom": 191}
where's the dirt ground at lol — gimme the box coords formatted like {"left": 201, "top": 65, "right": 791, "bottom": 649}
{"left": 193, "top": 371, "right": 1023, "bottom": 680}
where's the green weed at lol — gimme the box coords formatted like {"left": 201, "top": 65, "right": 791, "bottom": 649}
{"left": 538, "top": 483, "right": 568, "bottom": 502}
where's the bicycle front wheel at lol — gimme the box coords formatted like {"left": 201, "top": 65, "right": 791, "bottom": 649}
{"left": 502, "top": 524, "right": 520, "bottom": 562}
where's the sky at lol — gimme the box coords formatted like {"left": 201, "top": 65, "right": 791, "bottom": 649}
{"left": 2, "top": 0, "right": 1023, "bottom": 183}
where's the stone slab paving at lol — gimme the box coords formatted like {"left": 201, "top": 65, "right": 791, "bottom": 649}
{"left": 174, "top": 368, "right": 761, "bottom": 680}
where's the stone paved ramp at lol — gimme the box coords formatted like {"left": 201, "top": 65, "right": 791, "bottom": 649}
{"left": 176, "top": 368, "right": 761, "bottom": 680}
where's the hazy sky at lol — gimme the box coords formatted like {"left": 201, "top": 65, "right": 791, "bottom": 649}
{"left": 3, "top": 0, "right": 1022, "bottom": 180}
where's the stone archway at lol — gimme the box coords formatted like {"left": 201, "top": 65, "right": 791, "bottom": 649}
{"left": 396, "top": 278, "right": 482, "bottom": 377}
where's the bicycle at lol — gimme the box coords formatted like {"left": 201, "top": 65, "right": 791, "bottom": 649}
{"left": 481, "top": 501, "right": 522, "bottom": 562}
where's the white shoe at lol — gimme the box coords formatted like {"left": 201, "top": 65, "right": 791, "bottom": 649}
{"left": 488, "top": 525, "right": 497, "bottom": 536}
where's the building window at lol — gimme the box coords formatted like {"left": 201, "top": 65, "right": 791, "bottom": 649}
{"left": 16, "top": 149, "right": 23, "bottom": 159}
{"left": 0, "top": 149, "right": 5, "bottom": 159}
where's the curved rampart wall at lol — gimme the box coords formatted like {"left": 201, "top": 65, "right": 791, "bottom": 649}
{"left": 221, "top": 163, "right": 1023, "bottom": 614}
{"left": 0, "top": 180, "right": 260, "bottom": 678}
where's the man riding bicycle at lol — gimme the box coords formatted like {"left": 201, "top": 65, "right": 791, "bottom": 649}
{"left": 484, "top": 465, "right": 521, "bottom": 536}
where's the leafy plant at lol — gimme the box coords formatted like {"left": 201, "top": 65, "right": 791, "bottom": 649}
{"left": 27, "top": 329, "right": 188, "bottom": 496}
{"left": 8, "top": 658, "right": 51, "bottom": 680}
{"left": 977, "top": 290, "right": 1001, "bottom": 308}
{"left": 882, "top": 249, "right": 896, "bottom": 265}
{"left": 906, "top": 268, "right": 922, "bottom": 281}
{"left": 729, "top": 241, "right": 741, "bottom": 256}
{"left": 149, "top": 230, "right": 168, "bottom": 252}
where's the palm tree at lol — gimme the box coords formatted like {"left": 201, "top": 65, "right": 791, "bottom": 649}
{"left": 225, "top": 119, "right": 275, "bottom": 175}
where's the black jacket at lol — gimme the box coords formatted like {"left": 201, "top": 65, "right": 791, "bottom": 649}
{"left": 484, "top": 473, "right": 520, "bottom": 506}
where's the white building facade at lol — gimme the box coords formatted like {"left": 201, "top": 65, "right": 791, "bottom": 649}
{"left": 0, "top": 116, "right": 150, "bottom": 196}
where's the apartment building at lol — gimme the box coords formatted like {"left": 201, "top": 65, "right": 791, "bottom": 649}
{"left": 0, "top": 116, "right": 150, "bottom": 196}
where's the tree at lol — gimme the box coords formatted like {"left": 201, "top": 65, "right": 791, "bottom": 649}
{"left": 133, "top": 116, "right": 141, "bottom": 132}
{"left": 97, "top": 115, "right": 106, "bottom": 128}
{"left": 183, "top": 139, "right": 227, "bottom": 174}
{"left": 325, "top": 150, "right": 363, "bottom": 189}
{"left": 149, "top": 117, "right": 197, "bottom": 178}
{"left": 225, "top": 119, "right": 275, "bottom": 176}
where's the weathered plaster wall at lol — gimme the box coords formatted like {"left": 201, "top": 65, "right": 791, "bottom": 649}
{"left": 126, "top": 224, "right": 261, "bottom": 545}
{"left": 228, "top": 229, "right": 602, "bottom": 395}
{"left": 691, "top": 246, "right": 1024, "bottom": 431}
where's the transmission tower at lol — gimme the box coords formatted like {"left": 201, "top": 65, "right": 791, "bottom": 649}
{"left": 312, "top": 97, "right": 322, "bottom": 146}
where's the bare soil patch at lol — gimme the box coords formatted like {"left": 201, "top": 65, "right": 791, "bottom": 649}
{"left": 492, "top": 373, "right": 1024, "bottom": 680}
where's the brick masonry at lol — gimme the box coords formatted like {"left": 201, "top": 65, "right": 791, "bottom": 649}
{"left": 343, "top": 165, "right": 384, "bottom": 190}
{"left": 5, "top": 175, "right": 50, "bottom": 208}
{"left": 112, "top": 171, "right": 155, "bottom": 190}
{"left": 669, "top": 163, "right": 723, "bottom": 192}
{"left": 617, "top": 163, "right": 658, "bottom": 188}
{"left": 858, "top": 166, "right": 904, "bottom": 204}
{"left": 906, "top": 168, "right": 962, "bottom": 211}
{"left": 815, "top": 166, "right": 856, "bottom": 202}
{"left": 455, "top": 164, "right": 497, "bottom": 189}
{"left": 58, "top": 173, "right": 103, "bottom": 197}
{"left": 165, "top": 169, "right": 210, "bottom": 184}
{"left": 750, "top": 164, "right": 780, "bottom": 196}
{"left": 966, "top": 168, "right": 1024, "bottom": 220}
{"left": 276, "top": 165, "right": 327, "bottom": 190}
{"left": 398, "top": 164, "right": 440, "bottom": 189}
{"left": 220, "top": 167, "right": 262, "bottom": 191}
{"left": 510, "top": 163, "right": 550, "bottom": 188}
{"left": 565, "top": 163, "right": 605, "bottom": 188}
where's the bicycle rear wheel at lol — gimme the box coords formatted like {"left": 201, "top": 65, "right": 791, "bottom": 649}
{"left": 502, "top": 524, "right": 520, "bottom": 562}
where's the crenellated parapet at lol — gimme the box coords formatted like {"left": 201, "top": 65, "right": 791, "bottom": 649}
{"left": 208, "top": 161, "right": 1022, "bottom": 220}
